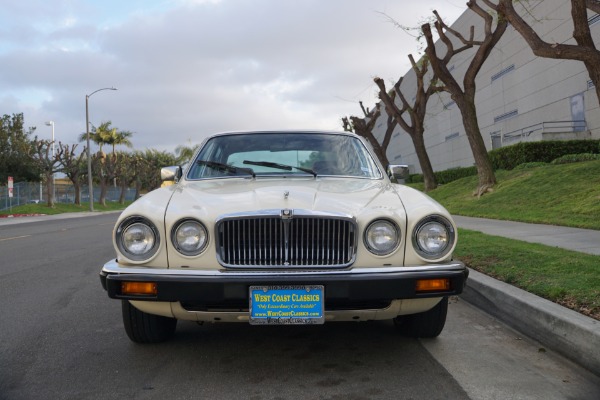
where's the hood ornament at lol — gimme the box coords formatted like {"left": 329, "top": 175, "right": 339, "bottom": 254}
{"left": 283, "top": 190, "right": 289, "bottom": 199}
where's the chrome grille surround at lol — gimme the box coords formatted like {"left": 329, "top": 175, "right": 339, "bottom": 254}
{"left": 216, "top": 209, "right": 357, "bottom": 269}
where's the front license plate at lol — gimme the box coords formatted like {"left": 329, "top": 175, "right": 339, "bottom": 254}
{"left": 249, "top": 285, "right": 325, "bottom": 325}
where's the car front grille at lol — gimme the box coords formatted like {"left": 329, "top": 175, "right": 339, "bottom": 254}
{"left": 216, "top": 210, "right": 357, "bottom": 268}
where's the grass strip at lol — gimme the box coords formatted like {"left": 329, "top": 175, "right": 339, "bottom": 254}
{"left": 0, "top": 202, "right": 131, "bottom": 216}
{"left": 455, "top": 229, "right": 600, "bottom": 320}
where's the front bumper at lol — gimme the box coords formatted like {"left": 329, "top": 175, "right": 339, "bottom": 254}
{"left": 100, "top": 260, "right": 468, "bottom": 309}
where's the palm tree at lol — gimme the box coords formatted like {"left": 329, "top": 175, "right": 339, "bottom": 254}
{"left": 104, "top": 129, "right": 133, "bottom": 155}
{"left": 78, "top": 121, "right": 133, "bottom": 155}
{"left": 174, "top": 142, "right": 199, "bottom": 164}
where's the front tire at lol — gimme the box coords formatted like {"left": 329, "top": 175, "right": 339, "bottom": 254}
{"left": 394, "top": 297, "right": 448, "bottom": 338}
{"left": 122, "top": 300, "right": 177, "bottom": 343}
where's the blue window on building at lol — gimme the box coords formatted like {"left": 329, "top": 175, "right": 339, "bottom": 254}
{"left": 445, "top": 132, "right": 459, "bottom": 141}
{"left": 494, "top": 110, "right": 518, "bottom": 123}
{"left": 491, "top": 65, "right": 515, "bottom": 82}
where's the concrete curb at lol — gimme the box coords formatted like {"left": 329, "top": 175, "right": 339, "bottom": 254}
{"left": 462, "top": 268, "right": 600, "bottom": 376}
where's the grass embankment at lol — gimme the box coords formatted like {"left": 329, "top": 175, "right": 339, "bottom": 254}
{"left": 456, "top": 230, "right": 599, "bottom": 320}
{"left": 417, "top": 160, "right": 600, "bottom": 320}
{"left": 0, "top": 201, "right": 131, "bottom": 216}
{"left": 427, "top": 160, "right": 600, "bottom": 230}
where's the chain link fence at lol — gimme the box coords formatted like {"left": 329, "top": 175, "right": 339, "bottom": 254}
{"left": 0, "top": 181, "right": 137, "bottom": 211}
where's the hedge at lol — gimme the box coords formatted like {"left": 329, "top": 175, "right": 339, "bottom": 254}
{"left": 488, "top": 140, "right": 600, "bottom": 170}
{"left": 409, "top": 166, "right": 477, "bottom": 185}
{"left": 408, "top": 139, "right": 600, "bottom": 184}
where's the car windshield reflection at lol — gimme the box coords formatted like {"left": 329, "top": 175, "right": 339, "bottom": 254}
{"left": 186, "top": 132, "right": 382, "bottom": 180}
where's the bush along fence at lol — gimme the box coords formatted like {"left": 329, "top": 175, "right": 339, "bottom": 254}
{"left": 408, "top": 139, "right": 600, "bottom": 184}
{"left": 0, "top": 181, "right": 137, "bottom": 211}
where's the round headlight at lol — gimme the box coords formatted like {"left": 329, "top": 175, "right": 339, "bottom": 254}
{"left": 413, "top": 215, "right": 455, "bottom": 260}
{"left": 116, "top": 217, "right": 160, "bottom": 261}
{"left": 364, "top": 219, "right": 401, "bottom": 256}
{"left": 171, "top": 219, "right": 208, "bottom": 256}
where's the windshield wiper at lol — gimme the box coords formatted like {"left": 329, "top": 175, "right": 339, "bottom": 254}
{"left": 243, "top": 160, "right": 317, "bottom": 177}
{"left": 196, "top": 160, "right": 255, "bottom": 177}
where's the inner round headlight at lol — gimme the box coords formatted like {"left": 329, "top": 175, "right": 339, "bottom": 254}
{"left": 171, "top": 219, "right": 208, "bottom": 256}
{"left": 116, "top": 217, "right": 160, "bottom": 261}
{"left": 364, "top": 219, "right": 400, "bottom": 256}
{"left": 413, "top": 215, "right": 455, "bottom": 260}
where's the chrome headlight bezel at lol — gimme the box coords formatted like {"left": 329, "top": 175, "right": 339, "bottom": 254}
{"left": 364, "top": 219, "right": 401, "bottom": 256}
{"left": 412, "top": 215, "right": 456, "bottom": 260}
{"left": 171, "top": 218, "right": 209, "bottom": 257}
{"left": 115, "top": 216, "right": 160, "bottom": 262}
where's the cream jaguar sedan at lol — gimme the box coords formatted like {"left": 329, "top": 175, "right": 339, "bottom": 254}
{"left": 100, "top": 130, "right": 467, "bottom": 343}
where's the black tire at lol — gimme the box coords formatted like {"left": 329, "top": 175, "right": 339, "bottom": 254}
{"left": 121, "top": 300, "right": 177, "bottom": 343}
{"left": 394, "top": 297, "right": 448, "bottom": 338}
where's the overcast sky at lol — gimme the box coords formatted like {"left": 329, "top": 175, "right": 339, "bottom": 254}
{"left": 0, "top": 0, "right": 466, "bottom": 154}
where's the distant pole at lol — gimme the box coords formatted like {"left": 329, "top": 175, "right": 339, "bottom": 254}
{"left": 45, "top": 121, "right": 55, "bottom": 201}
{"left": 85, "top": 87, "right": 117, "bottom": 212}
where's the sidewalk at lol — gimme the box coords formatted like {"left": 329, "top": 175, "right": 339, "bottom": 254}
{"left": 453, "top": 215, "right": 600, "bottom": 376}
{"left": 453, "top": 215, "right": 600, "bottom": 255}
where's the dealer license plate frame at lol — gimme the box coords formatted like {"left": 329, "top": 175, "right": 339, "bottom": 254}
{"left": 249, "top": 285, "right": 325, "bottom": 325}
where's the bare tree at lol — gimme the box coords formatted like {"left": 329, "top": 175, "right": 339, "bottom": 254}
{"left": 422, "top": 3, "right": 508, "bottom": 195}
{"left": 345, "top": 104, "right": 395, "bottom": 167}
{"left": 29, "top": 139, "right": 63, "bottom": 207}
{"left": 374, "top": 54, "right": 442, "bottom": 191}
{"left": 93, "top": 151, "right": 119, "bottom": 206}
{"left": 490, "top": 0, "right": 600, "bottom": 103}
{"left": 115, "top": 152, "right": 140, "bottom": 204}
{"left": 58, "top": 143, "right": 87, "bottom": 206}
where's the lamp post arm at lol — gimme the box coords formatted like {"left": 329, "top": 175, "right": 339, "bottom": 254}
{"left": 86, "top": 94, "right": 93, "bottom": 212}
{"left": 85, "top": 86, "right": 117, "bottom": 212}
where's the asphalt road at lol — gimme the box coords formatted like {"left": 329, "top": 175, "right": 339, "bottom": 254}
{"left": 1, "top": 214, "right": 598, "bottom": 400}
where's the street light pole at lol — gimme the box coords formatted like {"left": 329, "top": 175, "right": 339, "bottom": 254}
{"left": 45, "top": 120, "right": 55, "bottom": 201}
{"left": 86, "top": 87, "right": 117, "bottom": 212}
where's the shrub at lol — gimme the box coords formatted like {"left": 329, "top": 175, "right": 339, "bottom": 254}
{"left": 488, "top": 140, "right": 600, "bottom": 170}
{"left": 550, "top": 153, "right": 600, "bottom": 165}
{"left": 406, "top": 139, "right": 600, "bottom": 185}
{"left": 408, "top": 166, "right": 478, "bottom": 185}
{"left": 435, "top": 166, "right": 478, "bottom": 184}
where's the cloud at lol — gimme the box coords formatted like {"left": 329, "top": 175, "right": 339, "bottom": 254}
{"left": 0, "top": 0, "right": 465, "bottom": 152}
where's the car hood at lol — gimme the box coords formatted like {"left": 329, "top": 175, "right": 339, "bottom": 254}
{"left": 165, "top": 177, "right": 406, "bottom": 219}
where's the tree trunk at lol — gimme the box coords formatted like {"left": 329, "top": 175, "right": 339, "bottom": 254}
{"left": 119, "top": 184, "right": 127, "bottom": 204}
{"left": 412, "top": 127, "right": 437, "bottom": 192}
{"left": 45, "top": 173, "right": 55, "bottom": 208}
{"left": 99, "top": 178, "right": 108, "bottom": 206}
{"left": 73, "top": 182, "right": 81, "bottom": 206}
{"left": 459, "top": 98, "right": 496, "bottom": 192}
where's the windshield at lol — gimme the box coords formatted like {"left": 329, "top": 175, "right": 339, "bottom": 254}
{"left": 186, "top": 132, "right": 382, "bottom": 180}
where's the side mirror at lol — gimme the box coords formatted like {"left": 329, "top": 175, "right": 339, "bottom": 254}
{"left": 161, "top": 166, "right": 183, "bottom": 183}
{"left": 387, "top": 165, "right": 410, "bottom": 184}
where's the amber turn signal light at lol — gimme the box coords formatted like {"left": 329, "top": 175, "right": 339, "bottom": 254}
{"left": 416, "top": 278, "right": 450, "bottom": 293}
{"left": 121, "top": 282, "right": 158, "bottom": 296}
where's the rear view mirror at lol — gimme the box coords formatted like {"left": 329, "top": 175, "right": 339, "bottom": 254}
{"left": 387, "top": 165, "right": 410, "bottom": 183}
{"left": 161, "top": 166, "right": 183, "bottom": 182}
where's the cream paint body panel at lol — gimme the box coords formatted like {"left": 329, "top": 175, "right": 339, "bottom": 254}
{"left": 113, "top": 178, "right": 457, "bottom": 270}
{"left": 165, "top": 177, "right": 410, "bottom": 269}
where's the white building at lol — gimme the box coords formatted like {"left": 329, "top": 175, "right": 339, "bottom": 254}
{"left": 370, "top": 0, "right": 600, "bottom": 173}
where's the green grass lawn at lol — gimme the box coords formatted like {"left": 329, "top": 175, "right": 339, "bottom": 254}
{"left": 424, "top": 160, "right": 600, "bottom": 230}
{"left": 455, "top": 229, "right": 600, "bottom": 320}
